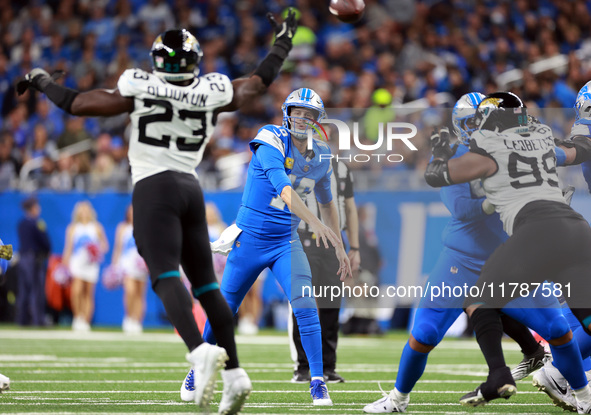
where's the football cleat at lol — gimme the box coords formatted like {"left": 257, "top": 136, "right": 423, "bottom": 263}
{"left": 291, "top": 368, "right": 311, "bottom": 384}
{"left": 310, "top": 379, "right": 332, "bottom": 406}
{"left": 532, "top": 360, "right": 577, "bottom": 412}
{"left": 363, "top": 388, "right": 409, "bottom": 413}
{"left": 460, "top": 367, "right": 516, "bottom": 407}
{"left": 324, "top": 370, "right": 345, "bottom": 383}
{"left": 511, "top": 344, "right": 551, "bottom": 381}
{"left": 0, "top": 373, "right": 9, "bottom": 393}
{"left": 218, "top": 367, "right": 252, "bottom": 415}
{"left": 186, "top": 343, "right": 229, "bottom": 410}
{"left": 574, "top": 385, "right": 591, "bottom": 414}
{"left": 180, "top": 369, "right": 195, "bottom": 402}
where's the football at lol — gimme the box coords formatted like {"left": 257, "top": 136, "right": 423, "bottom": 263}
{"left": 329, "top": 0, "right": 365, "bottom": 23}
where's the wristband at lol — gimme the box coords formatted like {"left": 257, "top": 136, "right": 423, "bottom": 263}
{"left": 349, "top": 247, "right": 359, "bottom": 251}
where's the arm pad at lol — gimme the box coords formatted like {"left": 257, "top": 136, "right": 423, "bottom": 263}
{"left": 424, "top": 159, "right": 453, "bottom": 187}
{"left": 572, "top": 136, "right": 591, "bottom": 165}
{"left": 43, "top": 82, "right": 79, "bottom": 114}
{"left": 253, "top": 39, "right": 292, "bottom": 87}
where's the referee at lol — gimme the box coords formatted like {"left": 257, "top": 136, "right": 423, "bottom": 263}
{"left": 289, "top": 159, "right": 361, "bottom": 383}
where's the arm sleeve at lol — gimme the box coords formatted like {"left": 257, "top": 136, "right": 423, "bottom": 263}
{"left": 254, "top": 144, "right": 292, "bottom": 194}
{"left": 440, "top": 182, "right": 488, "bottom": 221}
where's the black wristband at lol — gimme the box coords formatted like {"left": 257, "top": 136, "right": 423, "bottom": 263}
{"left": 349, "top": 247, "right": 359, "bottom": 251}
{"left": 270, "top": 37, "right": 292, "bottom": 60}
{"left": 44, "top": 82, "right": 79, "bottom": 114}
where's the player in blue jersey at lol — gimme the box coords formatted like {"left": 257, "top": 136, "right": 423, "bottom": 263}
{"left": 363, "top": 93, "right": 569, "bottom": 413}
{"left": 569, "top": 80, "right": 591, "bottom": 193}
{"left": 181, "top": 88, "right": 351, "bottom": 406}
{"left": 0, "top": 237, "right": 11, "bottom": 393}
{"left": 424, "top": 91, "right": 591, "bottom": 413}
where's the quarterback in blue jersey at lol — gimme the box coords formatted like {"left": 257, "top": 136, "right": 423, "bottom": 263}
{"left": 364, "top": 93, "right": 570, "bottom": 413}
{"left": 182, "top": 88, "right": 351, "bottom": 406}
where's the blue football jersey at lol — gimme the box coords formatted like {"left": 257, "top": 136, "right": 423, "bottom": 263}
{"left": 440, "top": 144, "right": 508, "bottom": 268}
{"left": 236, "top": 125, "right": 333, "bottom": 240}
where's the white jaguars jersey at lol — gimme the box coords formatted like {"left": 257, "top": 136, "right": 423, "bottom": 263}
{"left": 470, "top": 123, "right": 565, "bottom": 235}
{"left": 117, "top": 69, "right": 233, "bottom": 184}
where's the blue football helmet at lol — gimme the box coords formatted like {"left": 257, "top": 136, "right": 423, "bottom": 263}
{"left": 452, "top": 92, "right": 485, "bottom": 144}
{"left": 575, "top": 80, "right": 591, "bottom": 123}
{"left": 281, "top": 88, "right": 326, "bottom": 140}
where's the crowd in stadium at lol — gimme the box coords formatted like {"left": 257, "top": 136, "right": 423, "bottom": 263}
{"left": 1, "top": 0, "right": 591, "bottom": 192}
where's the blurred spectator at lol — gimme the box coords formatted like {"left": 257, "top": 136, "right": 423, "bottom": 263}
{"left": 16, "top": 196, "right": 51, "bottom": 326}
{"left": 3, "top": 0, "right": 591, "bottom": 190}
{"left": 111, "top": 204, "right": 148, "bottom": 334}
{"left": 363, "top": 88, "right": 395, "bottom": 142}
{"left": 0, "top": 131, "right": 20, "bottom": 190}
{"left": 62, "top": 200, "right": 108, "bottom": 332}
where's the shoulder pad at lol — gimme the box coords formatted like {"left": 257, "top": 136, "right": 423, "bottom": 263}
{"left": 251, "top": 125, "right": 289, "bottom": 157}
{"left": 117, "top": 69, "right": 152, "bottom": 97}
{"left": 198, "top": 72, "right": 234, "bottom": 107}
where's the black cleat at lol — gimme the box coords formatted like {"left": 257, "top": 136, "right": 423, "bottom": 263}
{"left": 291, "top": 368, "right": 311, "bottom": 383}
{"left": 460, "top": 367, "right": 517, "bottom": 407}
{"left": 511, "top": 344, "right": 550, "bottom": 381}
{"left": 324, "top": 370, "right": 345, "bottom": 383}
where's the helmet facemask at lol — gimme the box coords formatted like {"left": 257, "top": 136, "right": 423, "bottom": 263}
{"left": 151, "top": 29, "right": 203, "bottom": 82}
{"left": 281, "top": 88, "right": 326, "bottom": 141}
{"left": 286, "top": 107, "right": 321, "bottom": 141}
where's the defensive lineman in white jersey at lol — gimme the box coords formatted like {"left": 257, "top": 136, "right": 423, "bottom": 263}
{"left": 469, "top": 119, "right": 565, "bottom": 235}
{"left": 425, "top": 91, "right": 591, "bottom": 412}
{"left": 17, "top": 11, "right": 298, "bottom": 414}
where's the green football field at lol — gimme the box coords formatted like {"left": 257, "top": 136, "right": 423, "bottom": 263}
{"left": 0, "top": 327, "right": 566, "bottom": 414}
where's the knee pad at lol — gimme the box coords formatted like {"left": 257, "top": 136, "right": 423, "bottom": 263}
{"left": 291, "top": 295, "right": 316, "bottom": 310}
{"left": 292, "top": 306, "right": 320, "bottom": 336}
{"left": 544, "top": 315, "right": 570, "bottom": 340}
{"left": 411, "top": 321, "right": 442, "bottom": 347}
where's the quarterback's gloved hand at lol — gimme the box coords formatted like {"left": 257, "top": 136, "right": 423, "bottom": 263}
{"left": 267, "top": 8, "right": 298, "bottom": 50}
{"left": 16, "top": 69, "right": 64, "bottom": 96}
{"left": 430, "top": 127, "right": 457, "bottom": 161}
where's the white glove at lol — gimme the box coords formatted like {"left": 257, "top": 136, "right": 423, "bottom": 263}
{"left": 210, "top": 224, "right": 243, "bottom": 256}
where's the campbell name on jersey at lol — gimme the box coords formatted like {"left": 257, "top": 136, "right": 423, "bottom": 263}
{"left": 117, "top": 69, "right": 233, "bottom": 184}
{"left": 237, "top": 125, "right": 333, "bottom": 240}
{"left": 470, "top": 123, "right": 565, "bottom": 235}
